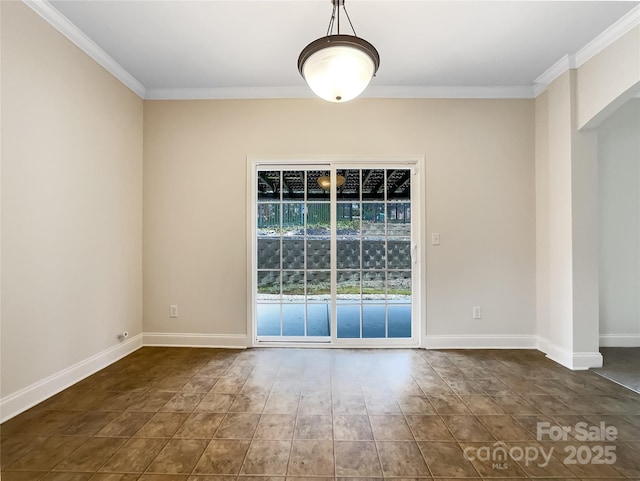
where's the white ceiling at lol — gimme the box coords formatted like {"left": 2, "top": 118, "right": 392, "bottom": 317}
{"left": 43, "top": 0, "right": 640, "bottom": 99}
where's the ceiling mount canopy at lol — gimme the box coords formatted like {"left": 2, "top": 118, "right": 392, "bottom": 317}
{"left": 298, "top": 0, "right": 380, "bottom": 103}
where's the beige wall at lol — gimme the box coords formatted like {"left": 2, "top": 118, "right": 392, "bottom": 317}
{"left": 143, "top": 99, "right": 536, "bottom": 343}
{"left": 577, "top": 25, "right": 640, "bottom": 130}
{"left": 1, "top": 1, "right": 143, "bottom": 398}
{"left": 542, "top": 72, "right": 575, "bottom": 359}
{"left": 535, "top": 91, "right": 550, "bottom": 345}
{"left": 536, "top": 70, "right": 601, "bottom": 368}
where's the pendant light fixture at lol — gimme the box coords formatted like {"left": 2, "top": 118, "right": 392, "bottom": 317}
{"left": 298, "top": 0, "right": 380, "bottom": 103}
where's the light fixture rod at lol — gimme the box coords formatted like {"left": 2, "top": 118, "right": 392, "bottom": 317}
{"left": 342, "top": 3, "right": 357, "bottom": 36}
{"left": 326, "top": 3, "right": 336, "bottom": 36}
{"left": 326, "top": 0, "right": 357, "bottom": 37}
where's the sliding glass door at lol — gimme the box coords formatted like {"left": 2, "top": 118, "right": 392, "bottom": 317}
{"left": 253, "top": 160, "right": 420, "bottom": 346}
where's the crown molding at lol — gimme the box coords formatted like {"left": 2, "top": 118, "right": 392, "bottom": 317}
{"left": 145, "top": 86, "right": 314, "bottom": 100}
{"left": 366, "top": 85, "right": 535, "bottom": 99}
{"left": 534, "top": 5, "right": 640, "bottom": 97}
{"left": 533, "top": 54, "right": 576, "bottom": 97}
{"left": 146, "top": 85, "right": 535, "bottom": 100}
{"left": 575, "top": 4, "right": 640, "bottom": 68}
{"left": 22, "top": 0, "right": 146, "bottom": 98}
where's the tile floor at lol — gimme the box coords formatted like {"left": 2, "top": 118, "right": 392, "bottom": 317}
{"left": 2, "top": 347, "right": 640, "bottom": 480}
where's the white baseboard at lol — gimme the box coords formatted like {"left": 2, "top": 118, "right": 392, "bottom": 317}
{"left": 544, "top": 340, "right": 603, "bottom": 370}
{"left": 600, "top": 333, "right": 640, "bottom": 347}
{"left": 536, "top": 336, "right": 549, "bottom": 354}
{"left": 0, "top": 334, "right": 143, "bottom": 423}
{"left": 424, "top": 334, "right": 538, "bottom": 349}
{"left": 544, "top": 341, "right": 573, "bottom": 369}
{"left": 143, "top": 332, "right": 249, "bottom": 349}
{"left": 573, "top": 351, "right": 603, "bottom": 369}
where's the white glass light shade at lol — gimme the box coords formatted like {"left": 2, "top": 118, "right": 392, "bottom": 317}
{"left": 298, "top": 35, "right": 380, "bottom": 103}
{"left": 303, "top": 46, "right": 374, "bottom": 102}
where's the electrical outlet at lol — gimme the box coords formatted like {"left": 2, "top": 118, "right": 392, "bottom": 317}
{"left": 170, "top": 305, "right": 178, "bottom": 318}
{"left": 473, "top": 306, "right": 482, "bottom": 319}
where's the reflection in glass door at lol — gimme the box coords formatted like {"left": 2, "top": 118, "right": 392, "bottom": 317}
{"left": 336, "top": 169, "right": 412, "bottom": 339}
{"left": 254, "top": 163, "right": 417, "bottom": 344}
{"left": 256, "top": 169, "right": 332, "bottom": 340}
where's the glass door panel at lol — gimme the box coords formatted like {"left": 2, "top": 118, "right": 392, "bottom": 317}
{"left": 335, "top": 168, "right": 413, "bottom": 340}
{"left": 257, "top": 169, "right": 331, "bottom": 341}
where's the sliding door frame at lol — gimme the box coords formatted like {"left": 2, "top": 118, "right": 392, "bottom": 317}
{"left": 247, "top": 155, "right": 426, "bottom": 348}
